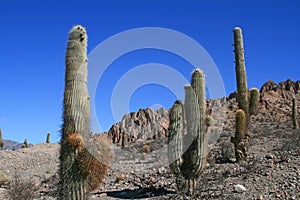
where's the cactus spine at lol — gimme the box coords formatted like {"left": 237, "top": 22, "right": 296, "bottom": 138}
{"left": 0, "top": 129, "right": 4, "bottom": 149}
{"left": 46, "top": 133, "right": 51, "bottom": 143}
{"left": 58, "top": 25, "right": 91, "bottom": 200}
{"left": 232, "top": 27, "right": 259, "bottom": 161}
{"left": 168, "top": 69, "right": 208, "bottom": 196}
{"left": 292, "top": 97, "right": 299, "bottom": 129}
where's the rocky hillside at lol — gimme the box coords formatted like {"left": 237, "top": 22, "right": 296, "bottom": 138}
{"left": 107, "top": 79, "right": 300, "bottom": 146}
{"left": 106, "top": 107, "right": 169, "bottom": 144}
{"left": 0, "top": 79, "right": 299, "bottom": 199}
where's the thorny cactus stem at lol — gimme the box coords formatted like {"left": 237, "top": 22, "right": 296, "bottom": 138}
{"left": 168, "top": 69, "right": 208, "bottom": 196}
{"left": 292, "top": 98, "right": 299, "bottom": 129}
{"left": 58, "top": 25, "right": 91, "bottom": 200}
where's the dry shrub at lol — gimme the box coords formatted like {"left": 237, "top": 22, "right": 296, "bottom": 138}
{"left": 0, "top": 171, "right": 10, "bottom": 186}
{"left": 6, "top": 173, "right": 40, "bottom": 200}
{"left": 143, "top": 145, "right": 151, "bottom": 153}
{"left": 76, "top": 137, "right": 112, "bottom": 190}
{"left": 67, "top": 133, "right": 84, "bottom": 148}
{"left": 115, "top": 173, "right": 126, "bottom": 183}
{"left": 141, "top": 152, "right": 147, "bottom": 159}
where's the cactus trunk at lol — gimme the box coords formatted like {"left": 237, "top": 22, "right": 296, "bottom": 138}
{"left": 234, "top": 27, "right": 250, "bottom": 136}
{"left": 168, "top": 69, "right": 208, "bottom": 196}
{"left": 232, "top": 27, "right": 259, "bottom": 161}
{"left": 292, "top": 98, "right": 299, "bottom": 129}
{"left": 58, "top": 25, "right": 91, "bottom": 200}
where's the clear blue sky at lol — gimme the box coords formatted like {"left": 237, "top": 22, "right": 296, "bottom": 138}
{"left": 0, "top": 0, "right": 299, "bottom": 144}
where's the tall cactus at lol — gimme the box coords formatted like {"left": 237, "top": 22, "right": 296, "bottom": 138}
{"left": 233, "top": 27, "right": 250, "bottom": 134}
{"left": 58, "top": 25, "right": 91, "bottom": 199}
{"left": 168, "top": 69, "right": 208, "bottom": 196}
{"left": 232, "top": 27, "right": 259, "bottom": 161}
{"left": 292, "top": 97, "right": 299, "bottom": 129}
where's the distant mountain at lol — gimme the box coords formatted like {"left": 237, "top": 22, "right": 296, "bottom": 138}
{"left": 2, "top": 139, "right": 32, "bottom": 150}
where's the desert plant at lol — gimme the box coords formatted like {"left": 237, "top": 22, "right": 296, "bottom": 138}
{"left": 230, "top": 109, "right": 248, "bottom": 161}
{"left": 75, "top": 137, "right": 112, "bottom": 190}
{"left": 58, "top": 25, "right": 111, "bottom": 199}
{"left": 232, "top": 27, "right": 259, "bottom": 160}
{"left": 143, "top": 144, "right": 151, "bottom": 153}
{"left": 168, "top": 69, "right": 209, "bottom": 196}
{"left": 0, "top": 170, "right": 10, "bottom": 186}
{"left": 233, "top": 27, "right": 260, "bottom": 134}
{"left": 46, "top": 132, "right": 51, "bottom": 143}
{"left": 6, "top": 173, "right": 40, "bottom": 200}
{"left": 249, "top": 88, "right": 259, "bottom": 115}
{"left": 292, "top": 97, "right": 299, "bottom": 129}
{"left": 205, "top": 115, "right": 214, "bottom": 127}
{"left": 58, "top": 25, "right": 92, "bottom": 199}
{"left": 121, "top": 131, "right": 127, "bottom": 148}
{"left": 0, "top": 128, "right": 4, "bottom": 149}
{"left": 22, "top": 139, "right": 28, "bottom": 148}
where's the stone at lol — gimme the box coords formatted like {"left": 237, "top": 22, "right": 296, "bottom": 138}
{"left": 234, "top": 184, "right": 247, "bottom": 193}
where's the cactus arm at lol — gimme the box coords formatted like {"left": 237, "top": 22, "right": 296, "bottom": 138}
{"left": 168, "top": 100, "right": 184, "bottom": 176}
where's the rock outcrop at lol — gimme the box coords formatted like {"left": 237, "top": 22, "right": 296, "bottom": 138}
{"left": 107, "top": 107, "right": 169, "bottom": 144}
{"left": 107, "top": 79, "right": 300, "bottom": 145}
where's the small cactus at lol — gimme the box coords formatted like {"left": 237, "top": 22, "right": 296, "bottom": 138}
{"left": 23, "top": 139, "right": 28, "bottom": 148}
{"left": 205, "top": 115, "right": 214, "bottom": 127}
{"left": 231, "top": 109, "right": 247, "bottom": 161}
{"left": 46, "top": 133, "right": 51, "bottom": 143}
{"left": 121, "top": 131, "right": 127, "bottom": 148}
{"left": 249, "top": 88, "right": 259, "bottom": 115}
{"left": 168, "top": 69, "right": 209, "bottom": 196}
{"left": 0, "top": 129, "right": 4, "bottom": 149}
{"left": 292, "top": 98, "right": 299, "bottom": 129}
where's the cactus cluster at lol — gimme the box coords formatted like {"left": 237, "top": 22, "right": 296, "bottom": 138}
{"left": 231, "top": 27, "right": 259, "bottom": 161}
{"left": 168, "top": 69, "right": 211, "bottom": 196}
{"left": 292, "top": 97, "right": 299, "bottom": 129}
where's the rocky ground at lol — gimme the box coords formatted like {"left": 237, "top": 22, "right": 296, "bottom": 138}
{"left": 0, "top": 79, "right": 300, "bottom": 199}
